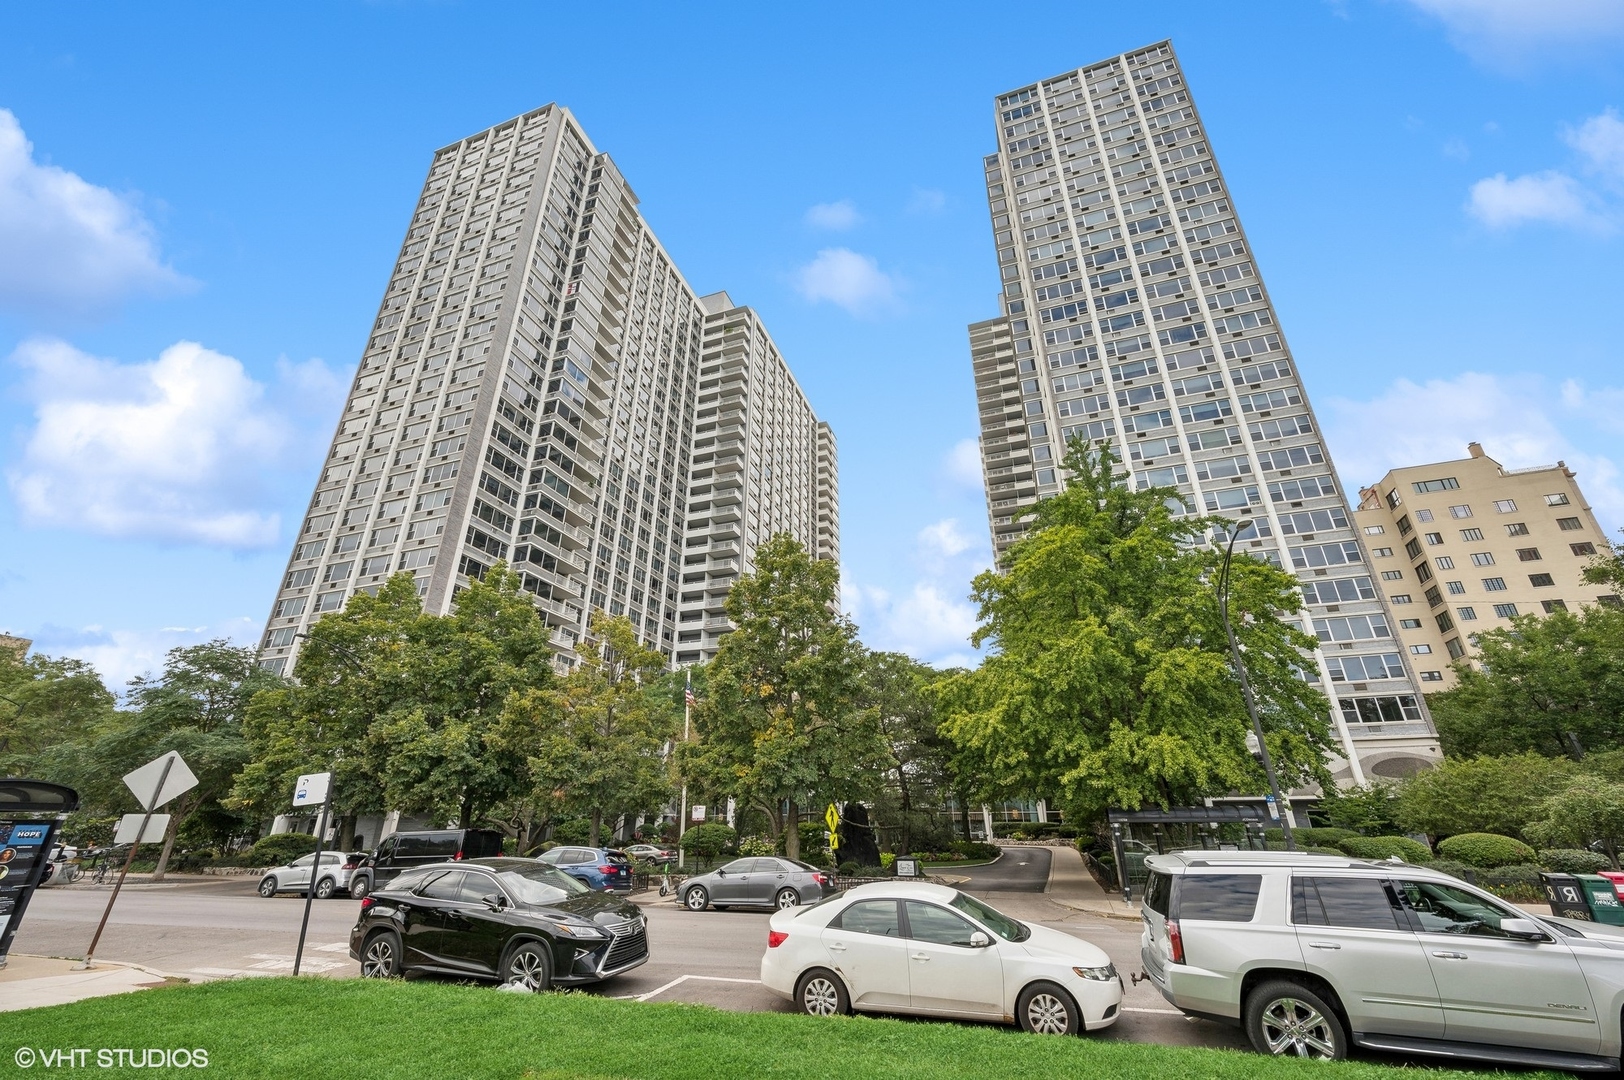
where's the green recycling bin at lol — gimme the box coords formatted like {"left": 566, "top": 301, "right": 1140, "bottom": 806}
{"left": 1576, "top": 874, "right": 1624, "bottom": 926}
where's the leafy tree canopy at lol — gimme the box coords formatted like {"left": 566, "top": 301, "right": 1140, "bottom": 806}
{"left": 936, "top": 441, "right": 1335, "bottom": 825}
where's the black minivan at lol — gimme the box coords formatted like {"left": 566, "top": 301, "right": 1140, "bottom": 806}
{"left": 348, "top": 829, "right": 504, "bottom": 899}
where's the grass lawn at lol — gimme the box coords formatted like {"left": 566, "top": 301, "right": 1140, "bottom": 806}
{"left": 922, "top": 858, "right": 998, "bottom": 869}
{"left": 4, "top": 978, "right": 1563, "bottom": 1080}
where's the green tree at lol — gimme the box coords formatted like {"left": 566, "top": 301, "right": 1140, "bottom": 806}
{"left": 686, "top": 534, "right": 884, "bottom": 860}
{"left": 1314, "top": 781, "right": 1400, "bottom": 835}
{"left": 1395, "top": 751, "right": 1580, "bottom": 839}
{"left": 232, "top": 573, "right": 424, "bottom": 849}
{"left": 1581, "top": 530, "right": 1624, "bottom": 592}
{"left": 0, "top": 650, "right": 116, "bottom": 777}
{"left": 937, "top": 441, "right": 1335, "bottom": 825}
{"left": 513, "top": 612, "right": 674, "bottom": 847}
{"left": 861, "top": 651, "right": 957, "bottom": 853}
{"left": 62, "top": 641, "right": 285, "bottom": 880}
{"left": 1524, "top": 779, "right": 1624, "bottom": 868}
{"left": 366, "top": 564, "right": 555, "bottom": 828}
{"left": 1428, "top": 605, "right": 1624, "bottom": 758}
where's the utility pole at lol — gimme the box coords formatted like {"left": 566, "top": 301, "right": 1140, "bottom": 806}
{"left": 1215, "top": 522, "right": 1296, "bottom": 852}
{"left": 677, "top": 669, "right": 692, "bottom": 870}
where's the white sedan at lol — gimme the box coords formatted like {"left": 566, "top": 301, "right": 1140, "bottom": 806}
{"left": 760, "top": 881, "right": 1122, "bottom": 1035}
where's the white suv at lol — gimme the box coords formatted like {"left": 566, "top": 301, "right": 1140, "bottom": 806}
{"left": 1140, "top": 850, "right": 1624, "bottom": 1071}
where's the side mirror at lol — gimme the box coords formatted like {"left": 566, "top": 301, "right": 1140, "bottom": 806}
{"left": 969, "top": 931, "right": 991, "bottom": 948}
{"left": 1501, "top": 917, "right": 1550, "bottom": 941}
{"left": 717, "top": 868, "right": 727, "bottom": 876}
{"left": 481, "top": 894, "right": 506, "bottom": 911}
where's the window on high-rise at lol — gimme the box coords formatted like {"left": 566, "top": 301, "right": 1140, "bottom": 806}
{"left": 1529, "top": 573, "right": 1555, "bottom": 587}
{"left": 1545, "top": 493, "right": 1570, "bottom": 506}
{"left": 1558, "top": 517, "right": 1582, "bottom": 531}
{"left": 1495, "top": 499, "right": 1517, "bottom": 513}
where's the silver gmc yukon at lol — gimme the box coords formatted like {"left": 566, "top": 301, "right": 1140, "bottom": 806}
{"left": 1140, "top": 850, "right": 1624, "bottom": 1071}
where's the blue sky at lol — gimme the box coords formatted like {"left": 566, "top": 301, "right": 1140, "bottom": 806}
{"left": 2, "top": 1, "right": 1622, "bottom": 687}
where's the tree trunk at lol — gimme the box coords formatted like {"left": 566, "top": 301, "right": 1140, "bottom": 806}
{"left": 151, "top": 812, "right": 181, "bottom": 883}
{"left": 459, "top": 793, "right": 474, "bottom": 829}
{"left": 589, "top": 808, "right": 602, "bottom": 848}
{"left": 958, "top": 796, "right": 972, "bottom": 842}
{"left": 784, "top": 797, "right": 800, "bottom": 861}
{"left": 337, "top": 814, "right": 356, "bottom": 853}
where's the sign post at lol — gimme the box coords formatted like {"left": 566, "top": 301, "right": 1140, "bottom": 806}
{"left": 80, "top": 751, "right": 197, "bottom": 968}
{"left": 291, "top": 771, "right": 332, "bottom": 976}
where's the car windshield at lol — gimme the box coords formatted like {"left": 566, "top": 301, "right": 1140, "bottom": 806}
{"left": 951, "top": 891, "right": 1030, "bottom": 941}
{"left": 493, "top": 864, "right": 592, "bottom": 905}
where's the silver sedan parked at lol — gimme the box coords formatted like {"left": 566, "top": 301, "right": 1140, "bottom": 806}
{"left": 682, "top": 857, "right": 832, "bottom": 912}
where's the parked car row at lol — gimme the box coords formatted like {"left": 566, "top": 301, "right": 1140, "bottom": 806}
{"left": 1141, "top": 850, "right": 1624, "bottom": 1071}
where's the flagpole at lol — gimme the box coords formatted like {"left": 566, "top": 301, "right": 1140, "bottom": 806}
{"left": 677, "top": 669, "right": 692, "bottom": 870}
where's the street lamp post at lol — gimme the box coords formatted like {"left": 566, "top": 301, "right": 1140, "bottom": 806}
{"left": 1215, "top": 522, "right": 1296, "bottom": 852}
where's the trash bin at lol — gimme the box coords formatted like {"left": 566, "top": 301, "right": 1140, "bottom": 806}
{"left": 1598, "top": 870, "right": 1624, "bottom": 900}
{"left": 1540, "top": 873, "right": 1593, "bottom": 920}
{"left": 1577, "top": 875, "right": 1624, "bottom": 926}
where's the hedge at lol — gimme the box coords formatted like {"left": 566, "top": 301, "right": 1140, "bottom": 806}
{"left": 1265, "top": 826, "right": 1360, "bottom": 848}
{"left": 1424, "top": 858, "right": 1478, "bottom": 882}
{"left": 1335, "top": 835, "right": 1432, "bottom": 862}
{"left": 1539, "top": 848, "right": 1611, "bottom": 874}
{"left": 1478, "top": 863, "right": 1544, "bottom": 903}
{"left": 246, "top": 832, "right": 320, "bottom": 866}
{"left": 1436, "top": 832, "right": 1536, "bottom": 869}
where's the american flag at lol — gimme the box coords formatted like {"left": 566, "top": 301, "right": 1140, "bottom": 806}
{"left": 684, "top": 688, "right": 696, "bottom": 707}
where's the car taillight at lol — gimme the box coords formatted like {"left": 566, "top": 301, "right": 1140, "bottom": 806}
{"left": 768, "top": 930, "right": 788, "bottom": 948}
{"left": 343, "top": 860, "right": 359, "bottom": 869}
{"left": 811, "top": 873, "right": 826, "bottom": 886}
{"left": 360, "top": 897, "right": 375, "bottom": 912}
{"left": 599, "top": 864, "right": 617, "bottom": 875}
{"left": 452, "top": 850, "right": 464, "bottom": 860}
{"left": 1168, "top": 920, "right": 1184, "bottom": 965}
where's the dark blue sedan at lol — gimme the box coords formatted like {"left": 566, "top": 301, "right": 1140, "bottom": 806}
{"left": 536, "top": 846, "right": 634, "bottom": 892}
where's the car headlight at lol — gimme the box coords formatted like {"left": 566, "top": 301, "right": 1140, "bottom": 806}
{"left": 1073, "top": 963, "right": 1117, "bottom": 982}
{"left": 553, "top": 922, "right": 607, "bottom": 939}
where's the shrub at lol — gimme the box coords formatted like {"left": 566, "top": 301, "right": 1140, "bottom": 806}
{"left": 1478, "top": 863, "right": 1544, "bottom": 903}
{"left": 1266, "top": 826, "right": 1361, "bottom": 848}
{"left": 736, "top": 836, "right": 775, "bottom": 857}
{"left": 173, "top": 848, "right": 219, "bottom": 873}
{"left": 1436, "top": 832, "right": 1536, "bottom": 868}
{"left": 837, "top": 860, "right": 861, "bottom": 876}
{"left": 679, "top": 823, "right": 736, "bottom": 864}
{"left": 551, "top": 818, "right": 591, "bottom": 845}
{"left": 246, "top": 833, "right": 319, "bottom": 867}
{"left": 1424, "top": 858, "right": 1478, "bottom": 883}
{"left": 1539, "top": 848, "right": 1611, "bottom": 874}
{"left": 952, "top": 841, "right": 1000, "bottom": 861}
{"left": 1335, "top": 835, "right": 1432, "bottom": 862}
{"left": 879, "top": 852, "right": 895, "bottom": 869}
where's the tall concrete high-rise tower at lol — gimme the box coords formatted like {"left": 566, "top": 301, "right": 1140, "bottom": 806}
{"left": 258, "top": 106, "right": 834, "bottom": 674}
{"left": 968, "top": 41, "right": 1438, "bottom": 784}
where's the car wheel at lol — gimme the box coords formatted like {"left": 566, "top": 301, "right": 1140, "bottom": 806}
{"left": 349, "top": 875, "right": 371, "bottom": 900}
{"left": 1244, "top": 980, "right": 1348, "bottom": 1060}
{"left": 775, "top": 888, "right": 801, "bottom": 910}
{"left": 359, "top": 930, "right": 401, "bottom": 978}
{"left": 314, "top": 877, "right": 336, "bottom": 900}
{"left": 502, "top": 941, "right": 552, "bottom": 992}
{"left": 257, "top": 876, "right": 278, "bottom": 898}
{"left": 684, "top": 886, "right": 709, "bottom": 911}
{"left": 795, "top": 968, "right": 850, "bottom": 1017}
{"left": 1017, "top": 981, "right": 1081, "bottom": 1036}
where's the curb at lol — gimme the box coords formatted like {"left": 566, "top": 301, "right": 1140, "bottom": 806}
{"left": 16, "top": 955, "right": 194, "bottom": 984}
{"left": 1047, "top": 897, "right": 1143, "bottom": 922}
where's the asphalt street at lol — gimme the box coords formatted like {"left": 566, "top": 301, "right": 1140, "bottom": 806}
{"left": 15, "top": 869, "right": 1245, "bottom": 1050}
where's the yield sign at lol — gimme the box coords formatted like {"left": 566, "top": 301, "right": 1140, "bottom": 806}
{"left": 122, "top": 751, "right": 199, "bottom": 811}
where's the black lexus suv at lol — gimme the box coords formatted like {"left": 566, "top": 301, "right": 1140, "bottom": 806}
{"left": 349, "top": 857, "right": 648, "bottom": 990}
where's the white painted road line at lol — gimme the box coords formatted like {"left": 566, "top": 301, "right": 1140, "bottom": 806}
{"left": 634, "top": 973, "right": 762, "bottom": 1002}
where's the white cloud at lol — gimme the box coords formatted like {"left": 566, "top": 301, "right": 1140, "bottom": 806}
{"left": 792, "top": 247, "right": 900, "bottom": 317}
{"left": 941, "top": 437, "right": 984, "bottom": 492}
{"left": 845, "top": 518, "right": 993, "bottom": 669}
{"left": 1403, "top": 0, "right": 1624, "bottom": 68}
{"left": 0, "top": 108, "right": 189, "bottom": 319}
{"left": 1467, "top": 171, "right": 1592, "bottom": 228}
{"left": 906, "top": 187, "right": 947, "bottom": 214}
{"left": 24, "top": 617, "right": 261, "bottom": 694}
{"left": 1322, "top": 371, "right": 1624, "bottom": 531}
{"left": 6, "top": 337, "right": 343, "bottom": 548}
{"left": 804, "top": 199, "right": 860, "bottom": 230}
{"left": 1442, "top": 137, "right": 1470, "bottom": 161}
{"left": 1565, "top": 109, "right": 1624, "bottom": 185}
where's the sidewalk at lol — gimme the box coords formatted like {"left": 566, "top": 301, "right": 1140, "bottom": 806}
{"left": 1042, "top": 843, "right": 1141, "bottom": 920}
{"left": 0, "top": 955, "right": 182, "bottom": 1012}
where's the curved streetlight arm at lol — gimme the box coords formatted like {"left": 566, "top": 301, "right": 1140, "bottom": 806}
{"left": 1214, "top": 521, "right": 1296, "bottom": 852}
